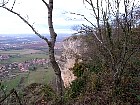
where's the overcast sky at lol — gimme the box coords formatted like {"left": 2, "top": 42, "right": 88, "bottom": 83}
{"left": 0, "top": 0, "right": 88, "bottom": 34}
{"left": 0, "top": 0, "right": 139, "bottom": 35}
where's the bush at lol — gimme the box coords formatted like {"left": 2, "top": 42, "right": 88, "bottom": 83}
{"left": 86, "top": 64, "right": 102, "bottom": 74}
{"left": 70, "top": 77, "right": 87, "bottom": 98}
{"left": 42, "top": 84, "right": 56, "bottom": 101}
{"left": 72, "top": 62, "right": 87, "bottom": 77}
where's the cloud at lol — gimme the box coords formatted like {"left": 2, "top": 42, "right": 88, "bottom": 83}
{"left": 0, "top": 0, "right": 86, "bottom": 34}
{"left": 0, "top": 0, "right": 87, "bottom": 34}
{"left": 2, "top": 0, "right": 139, "bottom": 34}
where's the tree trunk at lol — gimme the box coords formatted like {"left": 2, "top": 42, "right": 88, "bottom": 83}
{"left": 46, "top": 1, "right": 64, "bottom": 104}
{"left": 46, "top": 0, "right": 64, "bottom": 100}
{"left": 48, "top": 44, "right": 63, "bottom": 97}
{"left": 1, "top": 0, "right": 64, "bottom": 104}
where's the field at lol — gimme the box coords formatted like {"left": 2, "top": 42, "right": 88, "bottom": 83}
{"left": 9, "top": 53, "right": 49, "bottom": 63}
{"left": 2, "top": 66, "right": 55, "bottom": 91}
{"left": 26, "top": 67, "right": 54, "bottom": 85}
{"left": 0, "top": 49, "right": 41, "bottom": 55}
{"left": 0, "top": 48, "right": 56, "bottom": 92}
{"left": 0, "top": 49, "right": 49, "bottom": 64}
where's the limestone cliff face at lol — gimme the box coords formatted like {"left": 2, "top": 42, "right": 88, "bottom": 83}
{"left": 59, "top": 35, "right": 91, "bottom": 87}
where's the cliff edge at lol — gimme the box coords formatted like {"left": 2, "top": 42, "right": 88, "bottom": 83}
{"left": 59, "top": 35, "right": 94, "bottom": 87}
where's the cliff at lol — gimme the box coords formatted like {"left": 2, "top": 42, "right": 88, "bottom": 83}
{"left": 59, "top": 35, "right": 94, "bottom": 87}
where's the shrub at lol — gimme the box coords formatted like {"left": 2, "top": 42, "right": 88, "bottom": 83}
{"left": 72, "top": 62, "right": 87, "bottom": 77}
{"left": 70, "top": 77, "right": 87, "bottom": 98}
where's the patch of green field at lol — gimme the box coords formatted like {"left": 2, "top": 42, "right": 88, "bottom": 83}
{"left": 1, "top": 67, "right": 55, "bottom": 92}
{"left": 0, "top": 49, "right": 49, "bottom": 63}
{"left": 2, "top": 75, "right": 22, "bottom": 91}
{"left": 0, "top": 48, "right": 55, "bottom": 93}
{"left": 24, "top": 53, "right": 48, "bottom": 59}
{"left": 0, "top": 49, "right": 42, "bottom": 55}
{"left": 26, "top": 67, "right": 55, "bottom": 85}
{"left": 9, "top": 53, "right": 48, "bottom": 63}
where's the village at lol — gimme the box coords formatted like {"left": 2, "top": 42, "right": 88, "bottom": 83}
{"left": 0, "top": 55, "right": 49, "bottom": 79}
{"left": 0, "top": 34, "right": 64, "bottom": 82}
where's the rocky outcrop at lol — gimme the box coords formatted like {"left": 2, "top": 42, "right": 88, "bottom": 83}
{"left": 59, "top": 35, "right": 93, "bottom": 87}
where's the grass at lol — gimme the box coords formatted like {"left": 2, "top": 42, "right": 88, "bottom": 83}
{"left": 1, "top": 66, "right": 55, "bottom": 92}
{"left": 0, "top": 48, "right": 56, "bottom": 94}
{"left": 26, "top": 66, "right": 55, "bottom": 86}
{"left": 0, "top": 49, "right": 49, "bottom": 63}
{"left": 0, "top": 49, "right": 41, "bottom": 55}
{"left": 9, "top": 53, "right": 48, "bottom": 63}
{"left": 1, "top": 75, "right": 22, "bottom": 92}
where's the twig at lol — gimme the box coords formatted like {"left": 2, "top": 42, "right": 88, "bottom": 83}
{"left": 42, "top": 0, "right": 49, "bottom": 10}
{"left": 69, "top": 12, "right": 97, "bottom": 28}
{"left": 11, "top": 0, "right": 16, "bottom": 10}
{"left": 0, "top": 0, "right": 9, "bottom": 7}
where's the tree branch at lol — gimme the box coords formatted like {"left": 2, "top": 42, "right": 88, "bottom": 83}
{"left": 123, "top": 48, "right": 139, "bottom": 69}
{"left": 84, "top": 0, "right": 98, "bottom": 19}
{"left": 0, "top": 0, "right": 9, "bottom": 7}
{"left": 41, "top": 0, "right": 49, "bottom": 10}
{"left": 11, "top": 0, "right": 16, "bottom": 10}
{"left": 69, "top": 12, "right": 97, "bottom": 28}
{"left": 2, "top": 6, "right": 49, "bottom": 44}
{"left": 1, "top": 1, "right": 64, "bottom": 103}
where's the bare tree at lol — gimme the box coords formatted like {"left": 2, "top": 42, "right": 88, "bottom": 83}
{"left": 0, "top": 0, "right": 64, "bottom": 104}
{"left": 72, "top": 0, "right": 139, "bottom": 93}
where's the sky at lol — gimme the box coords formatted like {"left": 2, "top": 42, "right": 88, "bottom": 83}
{"left": 0, "top": 0, "right": 140, "bottom": 35}
{"left": 0, "top": 0, "right": 87, "bottom": 34}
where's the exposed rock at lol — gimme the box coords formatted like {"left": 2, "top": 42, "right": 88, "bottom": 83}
{"left": 59, "top": 35, "right": 94, "bottom": 87}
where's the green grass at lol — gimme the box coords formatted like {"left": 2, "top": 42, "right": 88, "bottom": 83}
{"left": 24, "top": 53, "right": 48, "bottom": 59}
{"left": 8, "top": 53, "right": 48, "bottom": 63}
{"left": 0, "top": 48, "right": 55, "bottom": 93}
{"left": 1, "top": 67, "right": 55, "bottom": 92}
{"left": 0, "top": 49, "right": 41, "bottom": 55}
{"left": 2, "top": 75, "right": 22, "bottom": 91}
{"left": 26, "top": 67, "right": 55, "bottom": 85}
{"left": 0, "top": 49, "right": 48, "bottom": 63}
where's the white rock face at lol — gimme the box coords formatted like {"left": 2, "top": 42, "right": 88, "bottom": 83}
{"left": 59, "top": 36, "right": 89, "bottom": 87}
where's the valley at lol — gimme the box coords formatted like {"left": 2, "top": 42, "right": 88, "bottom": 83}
{"left": 0, "top": 34, "right": 67, "bottom": 91}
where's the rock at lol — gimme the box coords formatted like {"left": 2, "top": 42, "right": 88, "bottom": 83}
{"left": 59, "top": 35, "right": 93, "bottom": 87}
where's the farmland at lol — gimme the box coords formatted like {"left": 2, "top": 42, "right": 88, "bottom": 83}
{"left": 0, "top": 34, "right": 64, "bottom": 94}
{"left": 2, "top": 66, "right": 55, "bottom": 92}
{"left": 0, "top": 49, "right": 49, "bottom": 63}
{"left": 0, "top": 48, "right": 56, "bottom": 91}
